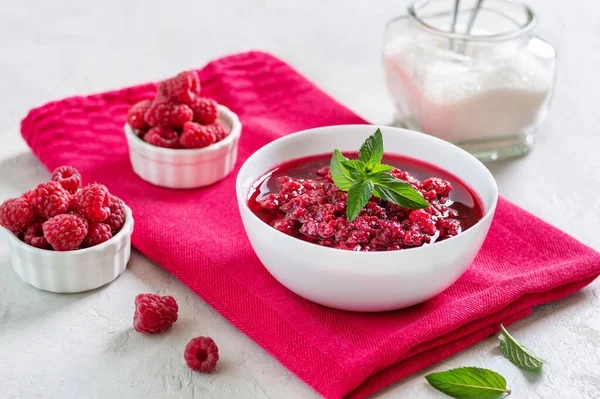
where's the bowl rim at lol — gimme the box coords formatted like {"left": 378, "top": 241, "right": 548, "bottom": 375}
{"left": 236, "top": 124, "right": 498, "bottom": 256}
{"left": 5, "top": 205, "right": 134, "bottom": 257}
{"left": 124, "top": 104, "right": 242, "bottom": 155}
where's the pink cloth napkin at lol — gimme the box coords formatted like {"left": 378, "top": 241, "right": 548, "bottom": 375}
{"left": 21, "top": 51, "right": 600, "bottom": 399}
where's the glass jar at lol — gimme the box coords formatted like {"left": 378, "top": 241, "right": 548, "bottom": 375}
{"left": 383, "top": 0, "right": 556, "bottom": 161}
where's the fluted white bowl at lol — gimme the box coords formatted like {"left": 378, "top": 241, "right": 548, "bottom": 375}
{"left": 125, "top": 104, "right": 242, "bottom": 189}
{"left": 237, "top": 125, "right": 498, "bottom": 312}
{"left": 7, "top": 205, "right": 134, "bottom": 293}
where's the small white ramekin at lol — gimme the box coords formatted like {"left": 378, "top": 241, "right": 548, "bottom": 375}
{"left": 6, "top": 206, "right": 134, "bottom": 293}
{"left": 125, "top": 104, "right": 242, "bottom": 189}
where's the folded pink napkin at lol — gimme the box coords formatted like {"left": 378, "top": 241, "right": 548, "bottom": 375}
{"left": 21, "top": 51, "right": 600, "bottom": 399}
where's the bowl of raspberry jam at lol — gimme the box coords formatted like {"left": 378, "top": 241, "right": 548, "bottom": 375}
{"left": 236, "top": 125, "right": 497, "bottom": 312}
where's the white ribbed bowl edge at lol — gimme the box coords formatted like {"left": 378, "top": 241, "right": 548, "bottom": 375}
{"left": 125, "top": 104, "right": 242, "bottom": 189}
{"left": 7, "top": 205, "right": 134, "bottom": 293}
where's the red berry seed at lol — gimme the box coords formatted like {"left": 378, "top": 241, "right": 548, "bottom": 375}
{"left": 51, "top": 165, "right": 82, "bottom": 194}
{"left": 144, "top": 126, "right": 180, "bottom": 149}
{"left": 127, "top": 99, "right": 152, "bottom": 131}
{"left": 180, "top": 121, "right": 216, "bottom": 149}
{"left": 189, "top": 97, "right": 218, "bottom": 125}
{"left": 72, "top": 183, "right": 111, "bottom": 222}
{"left": 43, "top": 214, "right": 88, "bottom": 251}
{"left": 184, "top": 336, "right": 219, "bottom": 373}
{"left": 133, "top": 294, "right": 179, "bottom": 334}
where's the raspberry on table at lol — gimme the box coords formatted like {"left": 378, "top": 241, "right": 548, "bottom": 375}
{"left": 51, "top": 165, "right": 82, "bottom": 194}
{"left": 133, "top": 293, "right": 179, "bottom": 334}
{"left": 158, "top": 70, "right": 201, "bottom": 105}
{"left": 144, "top": 126, "right": 180, "bottom": 149}
{"left": 83, "top": 222, "right": 112, "bottom": 247}
{"left": 184, "top": 336, "right": 219, "bottom": 373}
{"left": 72, "top": 183, "right": 111, "bottom": 222}
{"left": 0, "top": 197, "right": 34, "bottom": 232}
{"left": 189, "top": 97, "right": 218, "bottom": 125}
{"left": 30, "top": 181, "right": 70, "bottom": 219}
{"left": 180, "top": 122, "right": 216, "bottom": 149}
{"left": 127, "top": 99, "right": 152, "bottom": 131}
{"left": 144, "top": 101, "right": 193, "bottom": 129}
{"left": 104, "top": 195, "right": 125, "bottom": 233}
{"left": 43, "top": 214, "right": 88, "bottom": 251}
{"left": 24, "top": 220, "right": 50, "bottom": 249}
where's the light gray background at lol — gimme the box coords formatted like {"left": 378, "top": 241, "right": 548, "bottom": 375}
{"left": 1, "top": 1, "right": 599, "bottom": 398}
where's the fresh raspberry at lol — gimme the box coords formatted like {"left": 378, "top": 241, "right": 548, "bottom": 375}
{"left": 72, "top": 183, "right": 111, "bottom": 222}
{"left": 205, "top": 122, "right": 228, "bottom": 142}
{"left": 24, "top": 220, "right": 50, "bottom": 249}
{"left": 105, "top": 195, "right": 125, "bottom": 233}
{"left": 158, "top": 71, "right": 201, "bottom": 105}
{"left": 144, "top": 126, "right": 180, "bottom": 149}
{"left": 51, "top": 165, "right": 82, "bottom": 194}
{"left": 180, "top": 122, "right": 216, "bottom": 149}
{"left": 30, "top": 181, "right": 70, "bottom": 219}
{"left": 83, "top": 222, "right": 112, "bottom": 247}
{"left": 189, "top": 97, "right": 218, "bottom": 125}
{"left": 127, "top": 99, "right": 152, "bottom": 131}
{"left": 184, "top": 336, "right": 219, "bottom": 373}
{"left": 133, "top": 293, "right": 179, "bottom": 334}
{"left": 144, "top": 101, "right": 193, "bottom": 129}
{"left": 43, "top": 214, "right": 88, "bottom": 251}
{"left": 0, "top": 197, "right": 34, "bottom": 232}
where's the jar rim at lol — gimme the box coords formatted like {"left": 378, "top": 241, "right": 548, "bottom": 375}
{"left": 407, "top": 0, "right": 537, "bottom": 42}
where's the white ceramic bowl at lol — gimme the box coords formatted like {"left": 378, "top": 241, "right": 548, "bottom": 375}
{"left": 125, "top": 105, "right": 242, "bottom": 189}
{"left": 236, "top": 125, "right": 498, "bottom": 312}
{"left": 6, "top": 206, "right": 134, "bottom": 293}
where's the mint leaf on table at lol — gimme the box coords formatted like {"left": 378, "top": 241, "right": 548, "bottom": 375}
{"left": 425, "top": 367, "right": 511, "bottom": 398}
{"left": 499, "top": 324, "right": 544, "bottom": 371}
{"left": 329, "top": 129, "right": 429, "bottom": 222}
{"left": 330, "top": 149, "right": 354, "bottom": 191}
{"left": 358, "top": 128, "right": 384, "bottom": 171}
{"left": 346, "top": 179, "right": 374, "bottom": 222}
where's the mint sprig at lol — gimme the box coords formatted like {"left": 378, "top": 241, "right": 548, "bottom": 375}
{"left": 330, "top": 129, "right": 429, "bottom": 222}
{"left": 499, "top": 324, "right": 544, "bottom": 371}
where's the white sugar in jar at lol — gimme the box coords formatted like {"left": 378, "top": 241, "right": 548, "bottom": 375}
{"left": 383, "top": 0, "right": 556, "bottom": 161}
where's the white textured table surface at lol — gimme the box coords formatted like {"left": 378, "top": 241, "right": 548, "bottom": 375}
{"left": 1, "top": 1, "right": 599, "bottom": 398}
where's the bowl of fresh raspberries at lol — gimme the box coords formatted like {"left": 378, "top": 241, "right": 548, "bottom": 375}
{"left": 0, "top": 166, "right": 134, "bottom": 293}
{"left": 125, "top": 70, "right": 242, "bottom": 189}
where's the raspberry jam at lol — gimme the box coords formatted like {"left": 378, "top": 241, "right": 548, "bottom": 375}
{"left": 247, "top": 153, "right": 483, "bottom": 252}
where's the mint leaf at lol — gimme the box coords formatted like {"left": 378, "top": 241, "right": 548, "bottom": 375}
{"left": 425, "top": 367, "right": 511, "bottom": 399}
{"left": 371, "top": 173, "right": 429, "bottom": 209}
{"left": 346, "top": 179, "right": 374, "bottom": 222}
{"left": 340, "top": 160, "right": 367, "bottom": 180}
{"left": 369, "top": 163, "right": 395, "bottom": 174}
{"left": 340, "top": 160, "right": 366, "bottom": 172}
{"left": 499, "top": 324, "right": 544, "bottom": 371}
{"left": 358, "top": 128, "right": 384, "bottom": 171}
{"left": 330, "top": 150, "right": 354, "bottom": 191}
